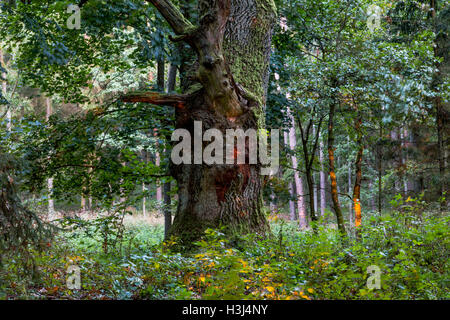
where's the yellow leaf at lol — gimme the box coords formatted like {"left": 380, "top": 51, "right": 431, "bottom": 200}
{"left": 265, "top": 286, "right": 275, "bottom": 293}
{"left": 307, "top": 288, "right": 314, "bottom": 293}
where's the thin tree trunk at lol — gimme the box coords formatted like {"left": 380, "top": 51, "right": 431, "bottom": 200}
{"left": 46, "top": 98, "right": 55, "bottom": 215}
{"left": 313, "top": 126, "right": 318, "bottom": 215}
{"left": 155, "top": 58, "right": 165, "bottom": 209}
{"left": 319, "top": 132, "right": 326, "bottom": 217}
{"left": 163, "top": 180, "right": 171, "bottom": 240}
{"left": 81, "top": 196, "right": 86, "bottom": 211}
{"left": 154, "top": 128, "right": 162, "bottom": 205}
{"left": 353, "top": 116, "right": 363, "bottom": 236}
{"left": 163, "top": 62, "right": 177, "bottom": 239}
{"left": 287, "top": 108, "right": 307, "bottom": 228}
{"left": 431, "top": 0, "right": 447, "bottom": 212}
{"left": 313, "top": 173, "right": 318, "bottom": 214}
{"left": 378, "top": 123, "right": 382, "bottom": 215}
{"left": 400, "top": 128, "right": 408, "bottom": 197}
{"left": 369, "top": 180, "right": 376, "bottom": 211}
{"left": 142, "top": 149, "right": 148, "bottom": 217}
{"left": 347, "top": 136, "right": 352, "bottom": 228}
{"left": 284, "top": 130, "right": 296, "bottom": 221}
{"left": 296, "top": 115, "right": 322, "bottom": 229}
{"left": 0, "top": 50, "right": 11, "bottom": 130}
{"left": 328, "top": 102, "right": 345, "bottom": 234}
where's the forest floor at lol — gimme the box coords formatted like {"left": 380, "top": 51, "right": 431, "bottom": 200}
{"left": 0, "top": 209, "right": 448, "bottom": 300}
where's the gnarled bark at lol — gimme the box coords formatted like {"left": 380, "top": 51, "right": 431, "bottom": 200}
{"left": 134, "top": 0, "right": 277, "bottom": 244}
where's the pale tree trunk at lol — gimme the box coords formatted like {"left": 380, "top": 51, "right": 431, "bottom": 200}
{"left": 142, "top": 150, "right": 148, "bottom": 217}
{"left": 347, "top": 136, "right": 352, "bottom": 227}
{"left": 284, "top": 130, "right": 296, "bottom": 221}
{"left": 0, "top": 50, "right": 11, "bottom": 130}
{"left": 287, "top": 108, "right": 307, "bottom": 228}
{"left": 163, "top": 62, "right": 177, "bottom": 239}
{"left": 46, "top": 98, "right": 55, "bottom": 215}
{"left": 400, "top": 128, "right": 408, "bottom": 196}
{"left": 81, "top": 196, "right": 86, "bottom": 211}
{"left": 154, "top": 128, "right": 162, "bottom": 205}
{"left": 154, "top": 58, "right": 164, "bottom": 210}
{"left": 319, "top": 132, "right": 326, "bottom": 217}
{"left": 142, "top": 183, "right": 147, "bottom": 217}
{"left": 377, "top": 123, "right": 383, "bottom": 214}
{"left": 313, "top": 173, "right": 318, "bottom": 214}
{"left": 348, "top": 160, "right": 352, "bottom": 225}
{"left": 312, "top": 126, "right": 318, "bottom": 215}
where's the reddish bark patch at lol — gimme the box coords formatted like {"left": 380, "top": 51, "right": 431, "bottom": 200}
{"left": 215, "top": 169, "right": 237, "bottom": 203}
{"left": 238, "top": 163, "right": 250, "bottom": 189}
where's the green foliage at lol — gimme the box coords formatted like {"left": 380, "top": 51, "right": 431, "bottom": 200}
{"left": 1, "top": 209, "right": 448, "bottom": 300}
{"left": 0, "top": 151, "right": 54, "bottom": 277}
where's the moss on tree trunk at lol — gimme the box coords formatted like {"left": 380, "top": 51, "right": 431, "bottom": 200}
{"left": 138, "top": 0, "right": 277, "bottom": 245}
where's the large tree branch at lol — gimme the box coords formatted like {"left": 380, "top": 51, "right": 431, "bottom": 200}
{"left": 146, "top": 0, "right": 195, "bottom": 35}
{"left": 121, "top": 91, "right": 188, "bottom": 108}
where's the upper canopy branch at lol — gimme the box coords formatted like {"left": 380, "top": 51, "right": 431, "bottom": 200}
{"left": 146, "top": 0, "right": 195, "bottom": 36}
{"left": 121, "top": 91, "right": 188, "bottom": 109}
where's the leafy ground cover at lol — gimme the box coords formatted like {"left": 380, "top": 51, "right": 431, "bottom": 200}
{"left": 0, "top": 208, "right": 448, "bottom": 300}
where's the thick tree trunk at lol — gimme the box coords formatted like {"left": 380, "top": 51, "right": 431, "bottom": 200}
{"left": 142, "top": 0, "right": 277, "bottom": 244}
{"left": 328, "top": 102, "right": 345, "bottom": 234}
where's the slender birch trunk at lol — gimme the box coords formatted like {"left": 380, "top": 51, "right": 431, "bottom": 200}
{"left": 284, "top": 130, "right": 296, "bottom": 221}
{"left": 46, "top": 98, "right": 55, "bottom": 215}
{"left": 287, "top": 108, "right": 307, "bottom": 228}
{"left": 319, "top": 132, "right": 326, "bottom": 217}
